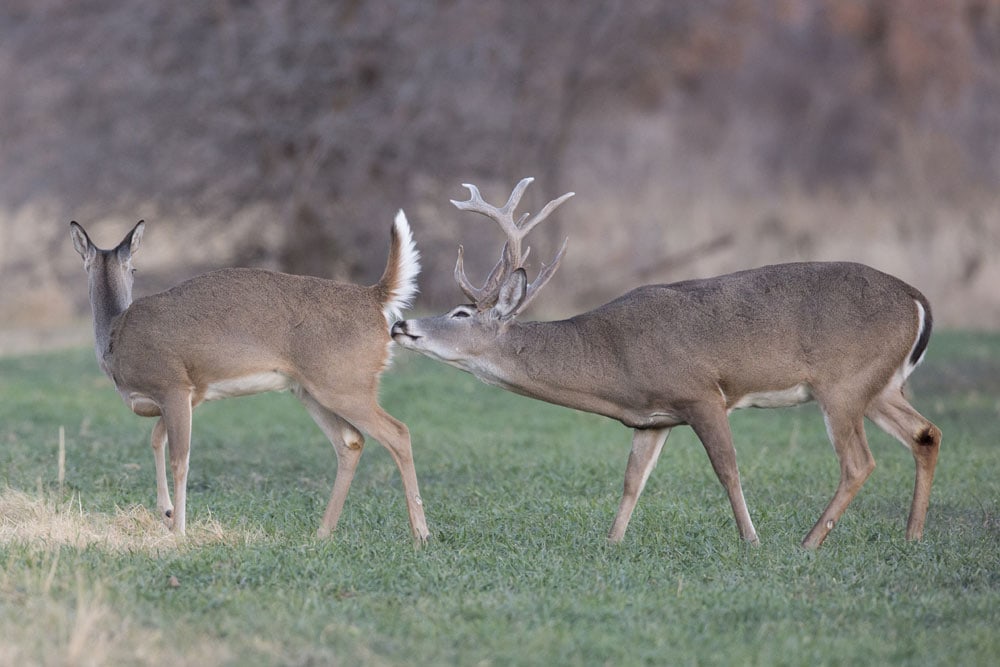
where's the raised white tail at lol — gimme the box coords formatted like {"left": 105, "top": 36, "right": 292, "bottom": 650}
{"left": 377, "top": 210, "right": 421, "bottom": 323}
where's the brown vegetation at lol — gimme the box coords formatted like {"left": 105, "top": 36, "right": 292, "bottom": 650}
{"left": 0, "top": 487, "right": 253, "bottom": 666}
{"left": 2, "top": 0, "right": 999, "bottom": 329}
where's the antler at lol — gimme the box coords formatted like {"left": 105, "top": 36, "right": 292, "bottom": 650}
{"left": 451, "top": 177, "right": 574, "bottom": 311}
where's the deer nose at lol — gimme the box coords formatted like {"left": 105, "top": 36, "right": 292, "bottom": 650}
{"left": 392, "top": 320, "right": 421, "bottom": 342}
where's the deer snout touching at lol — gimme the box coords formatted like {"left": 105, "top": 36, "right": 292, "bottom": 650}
{"left": 390, "top": 320, "right": 417, "bottom": 341}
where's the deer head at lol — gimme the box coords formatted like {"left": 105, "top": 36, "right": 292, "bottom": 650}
{"left": 391, "top": 178, "right": 574, "bottom": 369}
{"left": 70, "top": 219, "right": 145, "bottom": 316}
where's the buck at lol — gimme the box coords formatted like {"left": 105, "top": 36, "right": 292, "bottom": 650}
{"left": 392, "top": 178, "right": 941, "bottom": 548}
{"left": 70, "top": 214, "right": 430, "bottom": 543}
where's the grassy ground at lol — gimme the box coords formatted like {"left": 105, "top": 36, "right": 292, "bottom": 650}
{"left": 0, "top": 332, "right": 998, "bottom": 666}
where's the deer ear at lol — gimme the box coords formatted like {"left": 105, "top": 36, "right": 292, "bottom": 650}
{"left": 494, "top": 268, "right": 527, "bottom": 320}
{"left": 118, "top": 220, "right": 145, "bottom": 259}
{"left": 69, "top": 221, "right": 96, "bottom": 263}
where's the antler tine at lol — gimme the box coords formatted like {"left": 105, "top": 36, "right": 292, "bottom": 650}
{"left": 450, "top": 180, "right": 528, "bottom": 307}
{"left": 454, "top": 245, "right": 484, "bottom": 303}
{"left": 450, "top": 178, "right": 572, "bottom": 309}
{"left": 450, "top": 183, "right": 514, "bottom": 232}
{"left": 450, "top": 183, "right": 488, "bottom": 213}
{"left": 451, "top": 180, "right": 528, "bottom": 236}
{"left": 500, "top": 177, "right": 535, "bottom": 217}
{"left": 519, "top": 191, "right": 575, "bottom": 236}
{"left": 514, "top": 237, "right": 569, "bottom": 316}
{"left": 455, "top": 243, "right": 515, "bottom": 308}
{"left": 479, "top": 243, "right": 513, "bottom": 309}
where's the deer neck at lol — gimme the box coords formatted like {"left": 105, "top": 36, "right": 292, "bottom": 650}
{"left": 87, "top": 262, "right": 132, "bottom": 375}
{"left": 473, "top": 318, "right": 629, "bottom": 421}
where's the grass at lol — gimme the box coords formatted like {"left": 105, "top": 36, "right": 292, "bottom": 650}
{"left": 0, "top": 332, "right": 998, "bottom": 666}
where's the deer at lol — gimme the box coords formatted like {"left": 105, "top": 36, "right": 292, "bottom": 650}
{"left": 70, "top": 213, "right": 430, "bottom": 544}
{"left": 391, "top": 178, "right": 941, "bottom": 548}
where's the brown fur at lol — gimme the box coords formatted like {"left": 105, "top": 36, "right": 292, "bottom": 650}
{"left": 393, "top": 179, "right": 941, "bottom": 548}
{"left": 71, "top": 217, "right": 429, "bottom": 543}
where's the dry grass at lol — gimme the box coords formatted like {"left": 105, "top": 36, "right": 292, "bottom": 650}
{"left": 0, "top": 426, "right": 260, "bottom": 553}
{"left": 0, "top": 487, "right": 257, "bottom": 554}
{"left": 0, "top": 486, "right": 356, "bottom": 666}
{"left": 0, "top": 486, "right": 267, "bottom": 667}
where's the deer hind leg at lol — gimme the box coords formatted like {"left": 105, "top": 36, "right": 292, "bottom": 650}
{"left": 311, "top": 391, "right": 430, "bottom": 545}
{"left": 866, "top": 385, "right": 941, "bottom": 541}
{"left": 351, "top": 405, "right": 430, "bottom": 545}
{"left": 803, "top": 398, "right": 875, "bottom": 549}
{"left": 161, "top": 392, "right": 193, "bottom": 536}
{"left": 150, "top": 417, "right": 174, "bottom": 527}
{"left": 608, "top": 427, "right": 670, "bottom": 543}
{"left": 688, "top": 404, "right": 759, "bottom": 545}
{"left": 295, "top": 388, "right": 366, "bottom": 538}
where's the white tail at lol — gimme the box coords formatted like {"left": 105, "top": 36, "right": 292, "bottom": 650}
{"left": 380, "top": 210, "right": 421, "bottom": 323}
{"left": 393, "top": 179, "right": 942, "bottom": 549}
{"left": 70, "top": 214, "right": 430, "bottom": 543}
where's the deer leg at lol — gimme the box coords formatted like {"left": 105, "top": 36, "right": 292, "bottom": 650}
{"left": 295, "top": 389, "right": 366, "bottom": 538}
{"left": 688, "top": 405, "right": 759, "bottom": 545}
{"left": 866, "top": 386, "right": 942, "bottom": 541}
{"left": 161, "top": 392, "right": 193, "bottom": 536}
{"left": 802, "top": 400, "right": 875, "bottom": 549}
{"left": 608, "top": 427, "right": 670, "bottom": 543}
{"left": 325, "top": 399, "right": 430, "bottom": 545}
{"left": 150, "top": 417, "right": 174, "bottom": 527}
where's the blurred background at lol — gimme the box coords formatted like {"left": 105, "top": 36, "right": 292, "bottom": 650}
{"left": 2, "top": 0, "right": 1000, "bottom": 353}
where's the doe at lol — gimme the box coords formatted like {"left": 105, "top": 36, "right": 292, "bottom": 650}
{"left": 71, "top": 214, "right": 430, "bottom": 543}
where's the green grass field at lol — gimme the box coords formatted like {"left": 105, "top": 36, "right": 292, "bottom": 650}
{"left": 1, "top": 332, "right": 998, "bottom": 666}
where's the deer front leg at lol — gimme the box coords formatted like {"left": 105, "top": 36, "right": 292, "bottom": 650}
{"left": 162, "top": 393, "right": 193, "bottom": 536}
{"left": 688, "top": 404, "right": 759, "bottom": 545}
{"left": 608, "top": 427, "right": 670, "bottom": 543}
{"left": 150, "top": 417, "right": 174, "bottom": 528}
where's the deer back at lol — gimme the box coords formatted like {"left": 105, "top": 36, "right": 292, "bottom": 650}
{"left": 107, "top": 268, "right": 391, "bottom": 399}
{"left": 569, "top": 262, "right": 927, "bottom": 395}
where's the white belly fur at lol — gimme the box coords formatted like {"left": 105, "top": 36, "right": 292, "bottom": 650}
{"left": 204, "top": 371, "right": 294, "bottom": 401}
{"left": 730, "top": 383, "right": 812, "bottom": 410}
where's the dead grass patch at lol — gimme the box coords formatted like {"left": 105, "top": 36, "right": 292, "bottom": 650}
{"left": 0, "top": 487, "right": 262, "bottom": 553}
{"left": 0, "top": 487, "right": 262, "bottom": 666}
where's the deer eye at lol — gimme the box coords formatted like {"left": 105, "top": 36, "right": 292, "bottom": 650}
{"left": 450, "top": 307, "right": 473, "bottom": 319}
